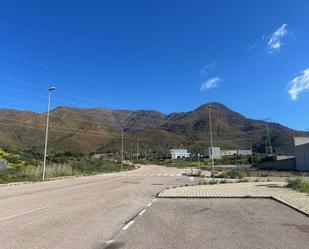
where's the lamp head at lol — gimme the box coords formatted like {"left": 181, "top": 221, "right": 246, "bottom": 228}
{"left": 49, "top": 86, "right": 56, "bottom": 91}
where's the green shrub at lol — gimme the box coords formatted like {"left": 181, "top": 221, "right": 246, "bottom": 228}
{"left": 286, "top": 178, "right": 309, "bottom": 193}
{"left": 197, "top": 170, "right": 203, "bottom": 177}
{"left": 216, "top": 169, "right": 248, "bottom": 179}
{"left": 259, "top": 173, "right": 268, "bottom": 177}
{"left": 239, "top": 178, "right": 249, "bottom": 182}
{"left": 208, "top": 180, "right": 218, "bottom": 185}
{"left": 198, "top": 180, "right": 208, "bottom": 185}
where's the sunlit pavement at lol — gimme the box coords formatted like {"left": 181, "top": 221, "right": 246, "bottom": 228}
{"left": 106, "top": 198, "right": 309, "bottom": 249}
{"left": 0, "top": 165, "right": 192, "bottom": 249}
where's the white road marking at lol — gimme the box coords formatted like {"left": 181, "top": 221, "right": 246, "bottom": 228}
{"left": 157, "top": 174, "right": 161, "bottom": 176}
{"left": 138, "top": 209, "right": 146, "bottom": 216}
{"left": 170, "top": 174, "right": 175, "bottom": 176}
{"left": 0, "top": 206, "right": 49, "bottom": 222}
{"left": 122, "top": 220, "right": 135, "bottom": 230}
{"left": 177, "top": 174, "right": 181, "bottom": 176}
{"left": 152, "top": 198, "right": 157, "bottom": 202}
{"left": 146, "top": 203, "right": 152, "bottom": 207}
{"left": 190, "top": 177, "right": 194, "bottom": 181}
{"left": 163, "top": 174, "right": 168, "bottom": 176}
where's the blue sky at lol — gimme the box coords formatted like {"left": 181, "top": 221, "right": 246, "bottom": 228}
{"left": 0, "top": 0, "right": 308, "bottom": 130}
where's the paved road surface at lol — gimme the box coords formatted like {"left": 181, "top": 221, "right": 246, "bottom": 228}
{"left": 109, "top": 198, "right": 309, "bottom": 249}
{"left": 0, "top": 165, "right": 192, "bottom": 249}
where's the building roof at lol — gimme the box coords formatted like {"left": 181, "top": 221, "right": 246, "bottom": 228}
{"left": 170, "top": 149, "right": 188, "bottom": 153}
{"left": 294, "top": 136, "right": 309, "bottom": 146}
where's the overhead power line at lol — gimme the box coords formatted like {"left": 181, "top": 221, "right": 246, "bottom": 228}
{"left": 0, "top": 74, "right": 278, "bottom": 127}
{"left": 0, "top": 75, "right": 283, "bottom": 136}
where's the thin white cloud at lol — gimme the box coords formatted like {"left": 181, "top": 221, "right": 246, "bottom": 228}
{"left": 266, "top": 24, "right": 290, "bottom": 53}
{"left": 247, "top": 43, "right": 257, "bottom": 51}
{"left": 288, "top": 68, "right": 309, "bottom": 100}
{"left": 200, "top": 61, "right": 216, "bottom": 75}
{"left": 200, "top": 77, "right": 221, "bottom": 91}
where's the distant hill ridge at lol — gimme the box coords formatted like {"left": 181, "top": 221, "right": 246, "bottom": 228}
{"left": 0, "top": 102, "right": 307, "bottom": 154}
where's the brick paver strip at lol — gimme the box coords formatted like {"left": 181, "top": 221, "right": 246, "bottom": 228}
{"left": 158, "top": 182, "right": 309, "bottom": 216}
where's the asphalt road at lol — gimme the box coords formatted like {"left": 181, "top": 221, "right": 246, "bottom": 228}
{"left": 0, "top": 165, "right": 192, "bottom": 249}
{"left": 109, "top": 198, "right": 309, "bottom": 249}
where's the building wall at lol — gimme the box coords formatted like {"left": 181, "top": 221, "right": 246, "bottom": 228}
{"left": 295, "top": 143, "right": 309, "bottom": 171}
{"left": 205, "top": 147, "right": 221, "bottom": 159}
{"left": 256, "top": 158, "right": 296, "bottom": 171}
{"left": 170, "top": 149, "right": 190, "bottom": 159}
{"left": 275, "top": 142, "right": 309, "bottom": 172}
{"left": 171, "top": 153, "right": 190, "bottom": 159}
{"left": 237, "top": 150, "right": 252, "bottom": 156}
{"left": 170, "top": 149, "right": 188, "bottom": 154}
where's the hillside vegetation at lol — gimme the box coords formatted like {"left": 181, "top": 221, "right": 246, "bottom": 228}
{"left": 1, "top": 102, "right": 307, "bottom": 157}
{"left": 0, "top": 146, "right": 133, "bottom": 184}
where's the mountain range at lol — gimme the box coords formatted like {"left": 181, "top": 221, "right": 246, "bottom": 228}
{"left": 0, "top": 102, "right": 307, "bottom": 155}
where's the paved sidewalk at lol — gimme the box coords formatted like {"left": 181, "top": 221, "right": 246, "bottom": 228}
{"left": 158, "top": 181, "right": 309, "bottom": 216}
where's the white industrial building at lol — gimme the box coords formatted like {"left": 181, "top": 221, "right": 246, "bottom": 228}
{"left": 170, "top": 149, "right": 191, "bottom": 159}
{"left": 237, "top": 149, "right": 252, "bottom": 156}
{"left": 206, "top": 148, "right": 252, "bottom": 159}
{"left": 276, "top": 137, "right": 309, "bottom": 171}
{"left": 205, "top": 147, "right": 221, "bottom": 159}
{"left": 221, "top": 150, "right": 237, "bottom": 156}
{"left": 274, "top": 136, "right": 309, "bottom": 172}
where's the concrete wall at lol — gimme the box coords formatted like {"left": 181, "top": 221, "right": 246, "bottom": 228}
{"left": 237, "top": 150, "right": 252, "bottom": 156}
{"left": 256, "top": 158, "right": 296, "bottom": 171}
{"left": 205, "top": 147, "right": 221, "bottom": 159}
{"left": 295, "top": 143, "right": 309, "bottom": 171}
{"left": 275, "top": 143, "right": 309, "bottom": 172}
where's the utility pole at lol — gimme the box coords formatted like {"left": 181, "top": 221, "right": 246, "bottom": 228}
{"left": 250, "top": 145, "right": 254, "bottom": 166}
{"left": 101, "top": 154, "right": 104, "bottom": 171}
{"left": 266, "top": 121, "right": 273, "bottom": 156}
{"left": 42, "top": 86, "right": 56, "bottom": 181}
{"left": 208, "top": 105, "right": 215, "bottom": 181}
{"left": 121, "top": 128, "right": 124, "bottom": 170}
{"left": 130, "top": 143, "right": 133, "bottom": 164}
{"left": 136, "top": 138, "right": 139, "bottom": 165}
{"left": 235, "top": 153, "right": 238, "bottom": 175}
{"left": 145, "top": 150, "right": 147, "bottom": 164}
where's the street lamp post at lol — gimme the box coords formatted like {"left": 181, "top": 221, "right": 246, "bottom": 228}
{"left": 42, "top": 87, "right": 56, "bottom": 180}
{"left": 121, "top": 128, "right": 124, "bottom": 170}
